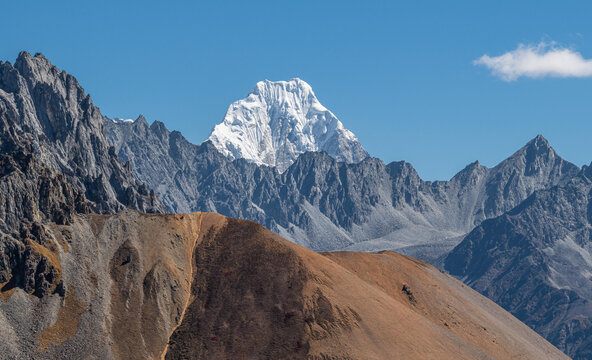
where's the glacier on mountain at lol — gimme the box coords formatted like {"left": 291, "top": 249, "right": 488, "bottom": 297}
{"left": 207, "top": 78, "right": 368, "bottom": 172}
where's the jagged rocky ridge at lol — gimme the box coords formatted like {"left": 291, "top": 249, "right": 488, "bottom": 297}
{"left": 207, "top": 78, "right": 369, "bottom": 172}
{"left": 106, "top": 117, "right": 578, "bottom": 260}
{"left": 0, "top": 52, "right": 163, "bottom": 214}
{"left": 0, "top": 151, "right": 91, "bottom": 298}
{"left": 445, "top": 164, "right": 592, "bottom": 359}
{"left": 0, "top": 52, "right": 164, "bottom": 300}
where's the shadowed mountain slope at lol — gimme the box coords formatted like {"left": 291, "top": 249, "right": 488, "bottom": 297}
{"left": 0, "top": 52, "right": 163, "bottom": 303}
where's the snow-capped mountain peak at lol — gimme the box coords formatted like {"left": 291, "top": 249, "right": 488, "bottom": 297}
{"left": 207, "top": 78, "right": 368, "bottom": 172}
{"left": 111, "top": 117, "right": 136, "bottom": 124}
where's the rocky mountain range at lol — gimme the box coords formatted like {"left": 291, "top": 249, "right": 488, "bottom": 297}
{"left": 106, "top": 117, "right": 577, "bottom": 261}
{"left": 0, "top": 52, "right": 566, "bottom": 360}
{"left": 0, "top": 52, "right": 163, "bottom": 215}
{"left": 0, "top": 51, "right": 587, "bottom": 358}
{"left": 446, "top": 163, "right": 592, "bottom": 359}
{"left": 207, "top": 78, "right": 368, "bottom": 172}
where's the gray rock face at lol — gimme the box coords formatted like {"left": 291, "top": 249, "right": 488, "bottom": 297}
{"left": 0, "top": 52, "right": 164, "bottom": 300}
{"left": 0, "top": 52, "right": 164, "bottom": 214}
{"left": 0, "top": 150, "right": 93, "bottom": 298}
{"left": 106, "top": 118, "right": 578, "bottom": 259}
{"left": 445, "top": 167, "right": 592, "bottom": 359}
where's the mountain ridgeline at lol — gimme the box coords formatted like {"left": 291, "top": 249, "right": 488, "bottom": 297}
{"left": 445, "top": 164, "right": 592, "bottom": 359}
{"left": 0, "top": 52, "right": 163, "bottom": 215}
{"left": 0, "top": 52, "right": 588, "bottom": 358}
{"left": 106, "top": 117, "right": 578, "bottom": 258}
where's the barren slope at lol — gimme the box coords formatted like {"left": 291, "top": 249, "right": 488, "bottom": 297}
{"left": 0, "top": 211, "right": 567, "bottom": 359}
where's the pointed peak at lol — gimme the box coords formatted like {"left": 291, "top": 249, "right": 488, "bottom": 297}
{"left": 452, "top": 160, "right": 488, "bottom": 182}
{"left": 386, "top": 160, "right": 422, "bottom": 180}
{"left": 511, "top": 134, "right": 556, "bottom": 160}
{"left": 255, "top": 78, "right": 308, "bottom": 87}
{"left": 208, "top": 78, "right": 367, "bottom": 172}
{"left": 16, "top": 51, "right": 45, "bottom": 59}
{"left": 15, "top": 50, "right": 51, "bottom": 69}
{"left": 525, "top": 134, "right": 551, "bottom": 150}
{"left": 461, "top": 160, "right": 486, "bottom": 171}
{"left": 12, "top": 50, "right": 80, "bottom": 94}
{"left": 150, "top": 120, "right": 169, "bottom": 134}
{"left": 17, "top": 51, "right": 32, "bottom": 61}
{"left": 492, "top": 134, "right": 580, "bottom": 177}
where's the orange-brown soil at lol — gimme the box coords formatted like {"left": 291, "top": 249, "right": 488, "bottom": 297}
{"left": 1, "top": 211, "right": 568, "bottom": 359}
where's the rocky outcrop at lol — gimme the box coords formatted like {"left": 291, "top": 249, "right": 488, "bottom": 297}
{"left": 0, "top": 211, "right": 568, "bottom": 359}
{"left": 0, "top": 151, "right": 91, "bottom": 298}
{"left": 0, "top": 52, "right": 163, "bottom": 214}
{"left": 445, "top": 166, "right": 592, "bottom": 359}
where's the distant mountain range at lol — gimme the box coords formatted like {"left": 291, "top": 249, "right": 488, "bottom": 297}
{"left": 106, "top": 117, "right": 577, "bottom": 260}
{"left": 0, "top": 51, "right": 589, "bottom": 358}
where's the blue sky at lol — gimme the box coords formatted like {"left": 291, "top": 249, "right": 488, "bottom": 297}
{"left": 2, "top": 0, "right": 591, "bottom": 180}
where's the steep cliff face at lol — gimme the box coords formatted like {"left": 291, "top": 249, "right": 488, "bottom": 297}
{"left": 445, "top": 168, "right": 592, "bottom": 359}
{"left": 106, "top": 117, "right": 578, "bottom": 260}
{"left": 0, "top": 52, "right": 163, "bottom": 214}
{"left": 0, "top": 151, "right": 92, "bottom": 299}
{"left": 0, "top": 211, "right": 568, "bottom": 360}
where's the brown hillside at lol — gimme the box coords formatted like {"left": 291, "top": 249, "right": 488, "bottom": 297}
{"left": 0, "top": 210, "right": 568, "bottom": 359}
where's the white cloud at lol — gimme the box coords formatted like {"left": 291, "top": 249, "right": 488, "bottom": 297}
{"left": 474, "top": 42, "right": 592, "bottom": 81}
